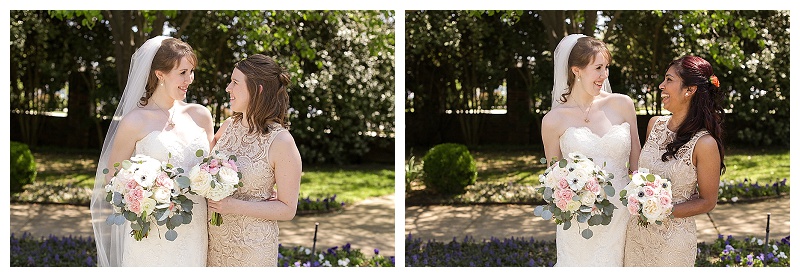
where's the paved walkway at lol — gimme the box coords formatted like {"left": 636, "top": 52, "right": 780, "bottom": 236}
{"left": 405, "top": 196, "right": 790, "bottom": 244}
{"left": 9, "top": 194, "right": 395, "bottom": 257}
{"left": 8, "top": 195, "right": 791, "bottom": 261}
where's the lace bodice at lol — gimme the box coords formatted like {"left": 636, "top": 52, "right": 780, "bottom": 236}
{"left": 560, "top": 123, "right": 632, "bottom": 195}
{"left": 207, "top": 118, "right": 284, "bottom": 266}
{"left": 624, "top": 116, "right": 707, "bottom": 266}
{"left": 121, "top": 129, "right": 210, "bottom": 266}
{"left": 554, "top": 122, "right": 631, "bottom": 266}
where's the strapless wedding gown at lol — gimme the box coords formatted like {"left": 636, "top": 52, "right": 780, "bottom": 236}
{"left": 120, "top": 130, "right": 210, "bottom": 266}
{"left": 554, "top": 122, "right": 631, "bottom": 267}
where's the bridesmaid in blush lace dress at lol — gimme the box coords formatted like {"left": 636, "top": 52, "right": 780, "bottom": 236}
{"left": 624, "top": 55, "right": 726, "bottom": 267}
{"left": 207, "top": 54, "right": 302, "bottom": 266}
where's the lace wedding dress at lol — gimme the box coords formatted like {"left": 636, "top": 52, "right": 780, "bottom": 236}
{"left": 624, "top": 116, "right": 706, "bottom": 266}
{"left": 555, "top": 122, "right": 631, "bottom": 266}
{"left": 120, "top": 129, "right": 210, "bottom": 266}
{"left": 207, "top": 119, "right": 283, "bottom": 266}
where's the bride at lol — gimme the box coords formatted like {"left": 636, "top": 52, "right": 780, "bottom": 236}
{"left": 540, "top": 34, "right": 641, "bottom": 266}
{"left": 90, "top": 36, "right": 215, "bottom": 266}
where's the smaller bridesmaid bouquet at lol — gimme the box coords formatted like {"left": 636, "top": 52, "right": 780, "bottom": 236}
{"left": 620, "top": 168, "right": 673, "bottom": 227}
{"left": 187, "top": 149, "right": 243, "bottom": 226}
{"left": 533, "top": 152, "right": 617, "bottom": 239}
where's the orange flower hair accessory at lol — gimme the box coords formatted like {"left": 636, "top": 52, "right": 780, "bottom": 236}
{"left": 709, "top": 75, "right": 720, "bottom": 88}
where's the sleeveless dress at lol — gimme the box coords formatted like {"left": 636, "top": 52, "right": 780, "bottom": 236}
{"left": 624, "top": 116, "right": 708, "bottom": 266}
{"left": 555, "top": 122, "right": 631, "bottom": 266}
{"left": 207, "top": 118, "right": 284, "bottom": 266}
{"left": 121, "top": 129, "right": 210, "bottom": 266}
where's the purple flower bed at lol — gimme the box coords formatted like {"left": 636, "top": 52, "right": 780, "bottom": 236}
{"left": 11, "top": 232, "right": 393, "bottom": 267}
{"left": 406, "top": 233, "right": 790, "bottom": 267}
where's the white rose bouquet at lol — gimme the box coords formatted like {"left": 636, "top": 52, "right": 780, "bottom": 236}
{"left": 187, "top": 149, "right": 243, "bottom": 226}
{"left": 103, "top": 154, "right": 196, "bottom": 241}
{"left": 620, "top": 168, "right": 674, "bottom": 227}
{"left": 533, "top": 152, "right": 617, "bottom": 239}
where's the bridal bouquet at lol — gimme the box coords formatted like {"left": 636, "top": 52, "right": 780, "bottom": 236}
{"left": 103, "top": 154, "right": 195, "bottom": 241}
{"left": 620, "top": 168, "right": 673, "bottom": 227}
{"left": 187, "top": 149, "right": 243, "bottom": 226}
{"left": 533, "top": 152, "right": 617, "bottom": 239}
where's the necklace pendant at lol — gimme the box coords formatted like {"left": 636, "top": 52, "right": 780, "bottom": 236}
{"left": 168, "top": 121, "right": 175, "bottom": 128}
{"left": 584, "top": 118, "right": 590, "bottom": 123}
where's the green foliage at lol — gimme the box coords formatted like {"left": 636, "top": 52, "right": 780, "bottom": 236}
{"left": 10, "top": 141, "right": 37, "bottom": 194}
{"left": 13, "top": 10, "right": 395, "bottom": 164}
{"left": 296, "top": 194, "right": 346, "bottom": 215}
{"left": 181, "top": 11, "right": 395, "bottom": 164}
{"left": 421, "top": 143, "right": 477, "bottom": 195}
{"left": 404, "top": 153, "right": 423, "bottom": 191}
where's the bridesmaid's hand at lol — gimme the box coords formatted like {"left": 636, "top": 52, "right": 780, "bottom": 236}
{"left": 207, "top": 197, "right": 236, "bottom": 214}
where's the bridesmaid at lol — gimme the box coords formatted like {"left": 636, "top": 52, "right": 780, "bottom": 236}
{"left": 624, "top": 55, "right": 726, "bottom": 266}
{"left": 207, "top": 54, "right": 302, "bottom": 266}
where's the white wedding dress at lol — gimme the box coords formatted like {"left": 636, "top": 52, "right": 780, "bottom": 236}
{"left": 120, "top": 129, "right": 209, "bottom": 266}
{"left": 554, "top": 122, "right": 631, "bottom": 267}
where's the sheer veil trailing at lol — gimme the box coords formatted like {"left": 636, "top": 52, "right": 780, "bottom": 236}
{"left": 551, "top": 34, "right": 612, "bottom": 109}
{"left": 90, "top": 35, "right": 170, "bottom": 267}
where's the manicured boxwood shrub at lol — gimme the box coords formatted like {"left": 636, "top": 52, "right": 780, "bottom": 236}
{"left": 422, "top": 143, "right": 477, "bottom": 195}
{"left": 10, "top": 141, "right": 36, "bottom": 194}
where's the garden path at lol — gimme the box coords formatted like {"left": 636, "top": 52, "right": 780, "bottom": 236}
{"left": 405, "top": 196, "right": 790, "bottom": 244}
{"left": 9, "top": 194, "right": 395, "bottom": 257}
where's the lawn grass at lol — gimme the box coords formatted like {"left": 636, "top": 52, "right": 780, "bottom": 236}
{"left": 406, "top": 144, "right": 789, "bottom": 205}
{"left": 16, "top": 146, "right": 394, "bottom": 206}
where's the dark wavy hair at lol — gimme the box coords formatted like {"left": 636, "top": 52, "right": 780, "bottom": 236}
{"left": 559, "top": 36, "right": 612, "bottom": 104}
{"left": 232, "top": 54, "right": 291, "bottom": 135}
{"left": 661, "top": 55, "right": 726, "bottom": 174}
{"left": 138, "top": 37, "right": 197, "bottom": 107}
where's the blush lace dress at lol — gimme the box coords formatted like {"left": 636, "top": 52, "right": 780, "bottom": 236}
{"left": 207, "top": 118, "right": 285, "bottom": 266}
{"left": 624, "top": 116, "right": 708, "bottom": 266}
{"left": 121, "top": 129, "right": 210, "bottom": 266}
{"left": 555, "top": 122, "right": 631, "bottom": 266}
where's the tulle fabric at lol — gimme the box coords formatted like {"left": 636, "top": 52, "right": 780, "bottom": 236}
{"left": 90, "top": 36, "right": 171, "bottom": 267}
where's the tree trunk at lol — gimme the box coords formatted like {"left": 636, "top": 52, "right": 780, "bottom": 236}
{"left": 66, "top": 70, "right": 91, "bottom": 148}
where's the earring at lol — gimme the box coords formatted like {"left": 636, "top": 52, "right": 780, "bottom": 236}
{"left": 577, "top": 77, "right": 581, "bottom": 82}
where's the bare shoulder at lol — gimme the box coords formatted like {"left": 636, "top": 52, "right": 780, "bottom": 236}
{"left": 604, "top": 93, "right": 634, "bottom": 108}
{"left": 183, "top": 103, "right": 212, "bottom": 118}
{"left": 695, "top": 134, "right": 719, "bottom": 152}
{"left": 118, "top": 109, "right": 150, "bottom": 135}
{"left": 542, "top": 107, "right": 567, "bottom": 131}
{"left": 273, "top": 129, "right": 297, "bottom": 146}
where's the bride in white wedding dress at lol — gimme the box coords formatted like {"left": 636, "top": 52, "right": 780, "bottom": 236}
{"left": 540, "top": 34, "right": 641, "bottom": 266}
{"left": 90, "top": 36, "right": 214, "bottom": 266}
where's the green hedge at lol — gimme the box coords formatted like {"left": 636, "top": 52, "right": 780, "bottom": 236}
{"left": 10, "top": 141, "right": 36, "bottom": 194}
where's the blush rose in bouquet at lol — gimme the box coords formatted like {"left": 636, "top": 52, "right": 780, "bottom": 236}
{"left": 187, "top": 149, "right": 243, "bottom": 226}
{"left": 104, "top": 154, "right": 195, "bottom": 241}
{"left": 620, "top": 168, "right": 674, "bottom": 227}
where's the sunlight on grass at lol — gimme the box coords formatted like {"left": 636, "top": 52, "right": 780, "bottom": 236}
{"left": 468, "top": 147, "right": 789, "bottom": 186}
{"left": 19, "top": 148, "right": 394, "bottom": 205}
{"left": 300, "top": 165, "right": 395, "bottom": 204}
